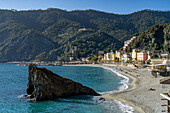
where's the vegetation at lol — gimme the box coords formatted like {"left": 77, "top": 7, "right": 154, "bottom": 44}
{"left": 133, "top": 33, "right": 139, "bottom": 36}
{"left": 35, "top": 52, "right": 47, "bottom": 61}
{"left": 0, "top": 9, "right": 169, "bottom": 61}
{"left": 87, "top": 56, "right": 99, "bottom": 63}
{"left": 126, "top": 23, "right": 170, "bottom": 53}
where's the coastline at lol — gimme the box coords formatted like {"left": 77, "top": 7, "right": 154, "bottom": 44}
{"left": 63, "top": 64, "right": 170, "bottom": 113}
{"left": 101, "top": 64, "right": 145, "bottom": 113}
{"left": 64, "top": 64, "right": 142, "bottom": 112}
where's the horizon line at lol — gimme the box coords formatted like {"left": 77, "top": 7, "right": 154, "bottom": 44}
{"left": 0, "top": 7, "right": 170, "bottom": 15}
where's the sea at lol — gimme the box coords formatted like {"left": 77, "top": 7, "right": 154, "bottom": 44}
{"left": 0, "top": 63, "right": 135, "bottom": 113}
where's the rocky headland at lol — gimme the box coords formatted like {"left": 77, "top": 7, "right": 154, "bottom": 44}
{"left": 27, "top": 64, "right": 99, "bottom": 101}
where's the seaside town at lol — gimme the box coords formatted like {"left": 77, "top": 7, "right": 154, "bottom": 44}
{"left": 18, "top": 34, "right": 170, "bottom": 78}
{"left": 0, "top": 0, "right": 170, "bottom": 112}
{"left": 17, "top": 35, "right": 170, "bottom": 113}
{"left": 20, "top": 35, "right": 170, "bottom": 70}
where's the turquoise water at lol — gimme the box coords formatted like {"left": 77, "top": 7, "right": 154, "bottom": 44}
{"left": 0, "top": 63, "right": 134, "bottom": 113}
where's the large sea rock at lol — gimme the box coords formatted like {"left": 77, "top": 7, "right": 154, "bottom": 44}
{"left": 27, "top": 64, "right": 100, "bottom": 101}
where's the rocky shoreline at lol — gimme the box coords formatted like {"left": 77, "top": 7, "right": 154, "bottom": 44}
{"left": 27, "top": 64, "right": 99, "bottom": 101}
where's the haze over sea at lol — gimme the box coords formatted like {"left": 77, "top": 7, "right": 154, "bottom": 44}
{"left": 0, "top": 63, "right": 134, "bottom": 113}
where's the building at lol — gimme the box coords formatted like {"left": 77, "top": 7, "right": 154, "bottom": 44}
{"left": 69, "top": 57, "right": 74, "bottom": 61}
{"left": 103, "top": 50, "right": 116, "bottom": 62}
{"left": 81, "top": 58, "right": 88, "bottom": 62}
{"left": 132, "top": 49, "right": 137, "bottom": 61}
{"left": 121, "top": 53, "right": 132, "bottom": 62}
{"left": 137, "top": 51, "right": 148, "bottom": 61}
{"left": 98, "top": 51, "right": 104, "bottom": 55}
{"left": 78, "top": 28, "right": 87, "bottom": 32}
{"left": 116, "top": 50, "right": 122, "bottom": 61}
{"left": 132, "top": 49, "right": 142, "bottom": 61}
{"left": 147, "top": 51, "right": 152, "bottom": 60}
{"left": 106, "top": 51, "right": 114, "bottom": 61}
{"left": 98, "top": 51, "right": 104, "bottom": 61}
{"left": 123, "top": 36, "right": 137, "bottom": 51}
{"left": 112, "top": 53, "right": 116, "bottom": 61}
{"left": 104, "top": 54, "right": 107, "bottom": 61}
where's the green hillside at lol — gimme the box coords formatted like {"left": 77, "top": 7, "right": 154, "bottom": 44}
{"left": 126, "top": 23, "right": 170, "bottom": 53}
{"left": 0, "top": 9, "right": 169, "bottom": 61}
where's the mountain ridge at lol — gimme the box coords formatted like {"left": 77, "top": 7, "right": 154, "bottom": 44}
{"left": 0, "top": 9, "right": 169, "bottom": 61}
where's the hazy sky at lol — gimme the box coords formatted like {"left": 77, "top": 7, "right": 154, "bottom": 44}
{"left": 0, "top": 0, "right": 170, "bottom": 14}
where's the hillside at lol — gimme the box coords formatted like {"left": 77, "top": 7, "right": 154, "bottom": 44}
{"left": 0, "top": 9, "right": 170, "bottom": 61}
{"left": 126, "top": 23, "right": 170, "bottom": 53}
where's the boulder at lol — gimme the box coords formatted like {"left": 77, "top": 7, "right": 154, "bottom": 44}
{"left": 27, "top": 64, "right": 100, "bottom": 101}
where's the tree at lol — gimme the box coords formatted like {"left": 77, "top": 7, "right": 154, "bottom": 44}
{"left": 92, "top": 57, "right": 98, "bottom": 63}
{"left": 133, "top": 33, "right": 139, "bottom": 36}
{"left": 35, "top": 52, "right": 47, "bottom": 61}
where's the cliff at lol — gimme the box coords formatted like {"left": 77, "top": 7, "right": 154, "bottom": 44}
{"left": 27, "top": 64, "right": 100, "bottom": 101}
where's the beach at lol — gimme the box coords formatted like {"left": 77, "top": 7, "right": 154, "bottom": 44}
{"left": 64, "top": 64, "right": 170, "bottom": 113}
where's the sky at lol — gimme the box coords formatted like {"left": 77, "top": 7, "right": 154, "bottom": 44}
{"left": 0, "top": 0, "right": 170, "bottom": 14}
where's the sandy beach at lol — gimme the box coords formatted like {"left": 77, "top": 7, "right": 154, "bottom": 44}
{"left": 64, "top": 64, "right": 170, "bottom": 113}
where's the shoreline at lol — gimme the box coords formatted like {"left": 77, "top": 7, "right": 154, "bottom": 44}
{"left": 64, "top": 64, "right": 144, "bottom": 112}
{"left": 101, "top": 65, "right": 145, "bottom": 113}
{"left": 13, "top": 63, "right": 169, "bottom": 112}
{"left": 63, "top": 64, "right": 170, "bottom": 113}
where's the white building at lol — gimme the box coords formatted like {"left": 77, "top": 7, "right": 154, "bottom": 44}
{"left": 123, "top": 36, "right": 137, "bottom": 51}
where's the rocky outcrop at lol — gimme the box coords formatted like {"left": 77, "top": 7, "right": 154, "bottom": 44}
{"left": 27, "top": 64, "right": 100, "bottom": 101}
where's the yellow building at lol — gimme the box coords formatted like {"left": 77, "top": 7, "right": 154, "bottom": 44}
{"left": 104, "top": 54, "right": 107, "bottom": 61}
{"left": 112, "top": 54, "right": 116, "bottom": 61}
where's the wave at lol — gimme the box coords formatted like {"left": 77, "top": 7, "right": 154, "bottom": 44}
{"left": 17, "top": 94, "right": 31, "bottom": 98}
{"left": 100, "top": 67, "right": 129, "bottom": 94}
{"left": 114, "top": 100, "right": 134, "bottom": 113}
{"left": 93, "top": 96, "right": 134, "bottom": 113}
{"left": 100, "top": 67, "right": 134, "bottom": 113}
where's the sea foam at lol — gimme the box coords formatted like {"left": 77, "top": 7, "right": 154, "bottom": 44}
{"left": 101, "top": 67, "right": 134, "bottom": 113}
{"left": 114, "top": 100, "right": 134, "bottom": 113}
{"left": 93, "top": 96, "right": 134, "bottom": 113}
{"left": 101, "top": 67, "right": 129, "bottom": 93}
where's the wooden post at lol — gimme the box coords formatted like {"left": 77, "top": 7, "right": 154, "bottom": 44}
{"left": 168, "top": 100, "right": 170, "bottom": 112}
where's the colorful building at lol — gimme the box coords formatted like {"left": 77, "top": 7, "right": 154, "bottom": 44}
{"left": 137, "top": 51, "right": 148, "bottom": 61}
{"left": 121, "top": 53, "right": 132, "bottom": 62}
{"left": 104, "top": 54, "right": 107, "bottom": 61}
{"left": 103, "top": 50, "right": 117, "bottom": 62}
{"left": 81, "top": 58, "right": 89, "bottom": 62}
{"left": 106, "top": 51, "right": 114, "bottom": 61}
{"left": 112, "top": 53, "right": 116, "bottom": 61}
{"left": 116, "top": 50, "right": 122, "bottom": 61}
{"left": 132, "top": 49, "right": 142, "bottom": 61}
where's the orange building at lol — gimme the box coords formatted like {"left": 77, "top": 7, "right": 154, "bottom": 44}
{"left": 137, "top": 51, "right": 148, "bottom": 61}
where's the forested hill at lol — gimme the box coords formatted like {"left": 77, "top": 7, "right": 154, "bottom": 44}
{"left": 126, "top": 23, "right": 170, "bottom": 53}
{"left": 0, "top": 9, "right": 170, "bottom": 61}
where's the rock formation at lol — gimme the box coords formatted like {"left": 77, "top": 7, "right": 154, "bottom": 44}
{"left": 27, "top": 64, "right": 100, "bottom": 101}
